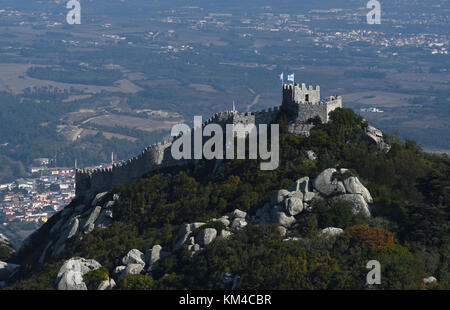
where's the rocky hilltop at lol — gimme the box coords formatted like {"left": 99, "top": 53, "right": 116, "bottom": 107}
{"left": 1, "top": 107, "right": 448, "bottom": 290}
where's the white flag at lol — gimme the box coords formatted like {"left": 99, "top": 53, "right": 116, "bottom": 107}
{"left": 287, "top": 73, "right": 295, "bottom": 83}
{"left": 279, "top": 72, "right": 284, "bottom": 81}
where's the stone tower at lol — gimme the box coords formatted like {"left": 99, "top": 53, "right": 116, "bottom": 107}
{"left": 282, "top": 83, "right": 342, "bottom": 123}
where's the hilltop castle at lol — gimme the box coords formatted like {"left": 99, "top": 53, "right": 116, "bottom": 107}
{"left": 75, "top": 83, "right": 342, "bottom": 199}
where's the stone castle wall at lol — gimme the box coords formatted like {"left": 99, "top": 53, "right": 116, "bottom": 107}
{"left": 295, "top": 97, "right": 342, "bottom": 123}
{"left": 75, "top": 108, "right": 280, "bottom": 198}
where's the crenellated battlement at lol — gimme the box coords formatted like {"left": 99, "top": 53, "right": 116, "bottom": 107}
{"left": 282, "top": 82, "right": 342, "bottom": 123}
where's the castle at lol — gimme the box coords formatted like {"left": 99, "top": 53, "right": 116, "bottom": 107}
{"left": 75, "top": 83, "right": 342, "bottom": 199}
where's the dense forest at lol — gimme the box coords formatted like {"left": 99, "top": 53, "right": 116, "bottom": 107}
{"left": 4, "top": 108, "right": 449, "bottom": 290}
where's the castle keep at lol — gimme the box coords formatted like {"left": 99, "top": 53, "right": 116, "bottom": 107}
{"left": 282, "top": 83, "right": 342, "bottom": 123}
{"left": 75, "top": 83, "right": 343, "bottom": 198}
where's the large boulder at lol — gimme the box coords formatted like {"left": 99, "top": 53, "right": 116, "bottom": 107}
{"left": 122, "top": 249, "right": 145, "bottom": 266}
{"left": 145, "top": 245, "right": 168, "bottom": 267}
{"left": 284, "top": 192, "right": 304, "bottom": 216}
{"left": 230, "top": 218, "right": 247, "bottom": 232}
{"left": 270, "top": 190, "right": 290, "bottom": 205}
{"left": 335, "top": 194, "right": 371, "bottom": 217}
{"left": 56, "top": 258, "right": 102, "bottom": 290}
{"left": 321, "top": 227, "right": 344, "bottom": 237}
{"left": 365, "top": 125, "right": 391, "bottom": 153}
{"left": 343, "top": 177, "right": 373, "bottom": 203}
{"left": 313, "top": 168, "right": 346, "bottom": 196}
{"left": 295, "top": 177, "right": 310, "bottom": 193}
{"left": 121, "top": 264, "right": 144, "bottom": 278}
{"left": 230, "top": 209, "right": 247, "bottom": 220}
{"left": 215, "top": 216, "right": 230, "bottom": 227}
{"left": 219, "top": 230, "right": 232, "bottom": 239}
{"left": 273, "top": 212, "right": 296, "bottom": 228}
{"left": 174, "top": 222, "right": 205, "bottom": 250}
{"left": 196, "top": 228, "right": 217, "bottom": 246}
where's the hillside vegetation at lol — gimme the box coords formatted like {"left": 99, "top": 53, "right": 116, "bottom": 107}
{"left": 5, "top": 108, "right": 449, "bottom": 290}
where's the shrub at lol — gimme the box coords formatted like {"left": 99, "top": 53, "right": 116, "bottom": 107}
{"left": 118, "top": 274, "right": 154, "bottom": 290}
{"left": 83, "top": 266, "right": 109, "bottom": 290}
{"left": 344, "top": 225, "right": 396, "bottom": 251}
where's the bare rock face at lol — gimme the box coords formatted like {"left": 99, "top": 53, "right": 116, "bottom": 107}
{"left": 56, "top": 258, "right": 102, "bottom": 290}
{"left": 313, "top": 168, "right": 346, "bottom": 196}
{"left": 173, "top": 222, "right": 205, "bottom": 250}
{"left": 365, "top": 125, "right": 391, "bottom": 153}
{"left": 122, "top": 249, "right": 145, "bottom": 266}
{"left": 335, "top": 194, "right": 371, "bottom": 217}
{"left": 343, "top": 177, "right": 373, "bottom": 204}
{"left": 196, "top": 228, "right": 217, "bottom": 246}
{"left": 146, "top": 245, "right": 162, "bottom": 266}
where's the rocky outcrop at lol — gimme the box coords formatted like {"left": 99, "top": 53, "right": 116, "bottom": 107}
{"left": 253, "top": 168, "right": 373, "bottom": 238}
{"left": 313, "top": 168, "right": 346, "bottom": 196}
{"left": 196, "top": 228, "right": 217, "bottom": 246}
{"left": 284, "top": 192, "right": 304, "bottom": 216}
{"left": 122, "top": 249, "right": 145, "bottom": 266}
{"left": 56, "top": 258, "right": 102, "bottom": 290}
{"left": 334, "top": 194, "right": 371, "bottom": 217}
{"left": 343, "top": 177, "right": 373, "bottom": 204}
{"left": 173, "top": 222, "right": 205, "bottom": 250}
{"left": 40, "top": 194, "right": 117, "bottom": 262}
{"left": 53, "top": 168, "right": 373, "bottom": 289}
{"left": 365, "top": 125, "right": 391, "bottom": 153}
{"left": 312, "top": 168, "right": 372, "bottom": 216}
